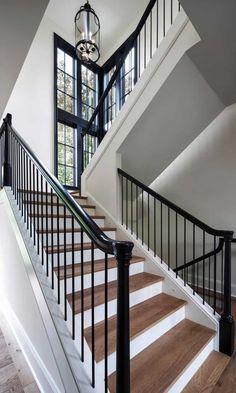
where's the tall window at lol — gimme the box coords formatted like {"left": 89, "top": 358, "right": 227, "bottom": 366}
{"left": 57, "top": 123, "right": 77, "bottom": 186}
{"left": 120, "top": 48, "right": 135, "bottom": 105}
{"left": 57, "top": 49, "right": 77, "bottom": 114}
{"left": 54, "top": 34, "right": 100, "bottom": 188}
{"left": 104, "top": 67, "right": 116, "bottom": 130}
{"left": 81, "top": 65, "right": 98, "bottom": 122}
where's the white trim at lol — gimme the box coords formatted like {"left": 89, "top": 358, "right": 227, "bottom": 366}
{"left": 1, "top": 300, "right": 61, "bottom": 393}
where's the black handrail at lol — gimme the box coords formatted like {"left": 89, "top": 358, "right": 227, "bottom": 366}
{"left": 7, "top": 114, "right": 133, "bottom": 255}
{"left": 84, "top": 0, "right": 158, "bottom": 135}
{"left": 118, "top": 168, "right": 234, "bottom": 238}
{"left": 174, "top": 238, "right": 224, "bottom": 273}
{"left": 118, "top": 167, "right": 235, "bottom": 356}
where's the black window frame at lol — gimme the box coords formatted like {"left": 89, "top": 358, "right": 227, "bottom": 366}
{"left": 54, "top": 34, "right": 102, "bottom": 189}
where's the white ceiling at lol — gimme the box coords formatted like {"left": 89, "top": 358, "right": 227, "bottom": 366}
{"left": 46, "top": 0, "right": 149, "bottom": 63}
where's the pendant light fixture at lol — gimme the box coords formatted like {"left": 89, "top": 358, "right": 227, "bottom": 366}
{"left": 74, "top": 0, "right": 100, "bottom": 63}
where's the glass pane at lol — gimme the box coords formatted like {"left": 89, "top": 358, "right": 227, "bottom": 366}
{"left": 65, "top": 127, "right": 74, "bottom": 146}
{"left": 87, "top": 106, "right": 94, "bottom": 120}
{"left": 65, "top": 75, "right": 74, "bottom": 97}
{"left": 87, "top": 88, "right": 95, "bottom": 108}
{"left": 58, "top": 165, "right": 65, "bottom": 184}
{"left": 87, "top": 69, "right": 95, "bottom": 89}
{"left": 65, "top": 54, "right": 73, "bottom": 76}
{"left": 58, "top": 143, "right": 65, "bottom": 164}
{"left": 81, "top": 65, "right": 87, "bottom": 85}
{"left": 65, "top": 167, "right": 74, "bottom": 186}
{"left": 65, "top": 95, "right": 74, "bottom": 114}
{"left": 81, "top": 84, "right": 87, "bottom": 104}
{"left": 57, "top": 91, "right": 65, "bottom": 109}
{"left": 66, "top": 147, "right": 74, "bottom": 166}
{"left": 82, "top": 104, "right": 88, "bottom": 120}
{"left": 58, "top": 123, "right": 64, "bottom": 143}
{"left": 57, "top": 49, "right": 64, "bottom": 70}
{"left": 57, "top": 70, "right": 65, "bottom": 92}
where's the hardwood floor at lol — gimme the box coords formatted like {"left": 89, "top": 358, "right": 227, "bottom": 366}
{"left": 0, "top": 312, "right": 40, "bottom": 393}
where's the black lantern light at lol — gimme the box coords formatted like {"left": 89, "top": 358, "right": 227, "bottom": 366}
{"left": 74, "top": 1, "right": 100, "bottom": 64}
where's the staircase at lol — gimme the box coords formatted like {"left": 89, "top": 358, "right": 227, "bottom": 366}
{"left": 15, "top": 186, "right": 230, "bottom": 392}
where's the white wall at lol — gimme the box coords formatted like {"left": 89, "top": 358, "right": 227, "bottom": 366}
{"left": 149, "top": 103, "right": 236, "bottom": 291}
{"left": 2, "top": 14, "right": 74, "bottom": 173}
{"left": 0, "top": 190, "right": 64, "bottom": 393}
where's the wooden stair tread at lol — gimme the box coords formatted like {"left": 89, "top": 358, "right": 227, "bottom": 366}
{"left": 23, "top": 200, "right": 95, "bottom": 209}
{"left": 46, "top": 242, "right": 95, "bottom": 254}
{"left": 183, "top": 350, "right": 230, "bottom": 393}
{"left": 54, "top": 255, "right": 144, "bottom": 279}
{"left": 108, "top": 319, "right": 216, "bottom": 393}
{"left": 37, "top": 227, "right": 116, "bottom": 234}
{"left": 85, "top": 293, "right": 186, "bottom": 362}
{"left": 67, "top": 273, "right": 163, "bottom": 314}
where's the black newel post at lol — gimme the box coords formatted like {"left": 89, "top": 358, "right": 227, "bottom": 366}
{"left": 220, "top": 233, "right": 235, "bottom": 356}
{"left": 114, "top": 241, "right": 133, "bottom": 393}
{"left": 3, "top": 113, "right": 12, "bottom": 187}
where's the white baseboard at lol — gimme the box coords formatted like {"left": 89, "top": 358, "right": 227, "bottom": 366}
{"left": 1, "top": 299, "right": 61, "bottom": 393}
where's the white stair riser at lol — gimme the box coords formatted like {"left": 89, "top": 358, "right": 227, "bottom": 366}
{"left": 59, "top": 261, "right": 145, "bottom": 293}
{"left": 31, "top": 204, "right": 95, "bottom": 216}
{"left": 97, "top": 305, "right": 186, "bottom": 375}
{"left": 75, "top": 280, "right": 163, "bottom": 328}
{"left": 168, "top": 340, "right": 215, "bottom": 393}
{"left": 48, "top": 248, "right": 108, "bottom": 265}
{"left": 35, "top": 217, "right": 105, "bottom": 230}
{"left": 41, "top": 230, "right": 116, "bottom": 247}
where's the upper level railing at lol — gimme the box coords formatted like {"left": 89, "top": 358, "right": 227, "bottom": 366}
{"left": 118, "top": 168, "right": 235, "bottom": 356}
{"left": 0, "top": 114, "right": 133, "bottom": 393}
{"left": 81, "top": 0, "right": 182, "bottom": 171}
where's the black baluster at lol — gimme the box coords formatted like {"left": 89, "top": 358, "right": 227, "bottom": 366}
{"left": 144, "top": 22, "right": 147, "bottom": 69}
{"left": 91, "top": 242, "right": 95, "bottom": 388}
{"left": 104, "top": 252, "right": 108, "bottom": 393}
{"left": 148, "top": 193, "right": 150, "bottom": 250}
{"left": 126, "top": 178, "right": 128, "bottom": 230}
{"left": 154, "top": 198, "right": 156, "bottom": 257}
{"left": 141, "top": 190, "right": 144, "bottom": 245}
{"left": 171, "top": 0, "right": 173, "bottom": 24}
{"left": 36, "top": 169, "right": 40, "bottom": 254}
{"left": 176, "top": 212, "right": 178, "bottom": 277}
{"left": 168, "top": 207, "right": 170, "bottom": 270}
{"left": 121, "top": 175, "right": 124, "bottom": 225}
{"left": 203, "top": 230, "right": 206, "bottom": 304}
{"left": 150, "top": 11, "right": 153, "bottom": 59}
{"left": 160, "top": 202, "right": 163, "bottom": 263}
{"left": 45, "top": 182, "right": 49, "bottom": 277}
{"left": 136, "top": 185, "right": 138, "bottom": 239}
{"left": 26, "top": 155, "right": 29, "bottom": 229}
{"left": 184, "top": 218, "right": 186, "bottom": 285}
{"left": 41, "top": 175, "right": 44, "bottom": 265}
{"left": 213, "top": 236, "right": 216, "bottom": 313}
{"left": 57, "top": 196, "right": 60, "bottom": 304}
{"left": 51, "top": 188, "right": 54, "bottom": 290}
{"left": 156, "top": 0, "right": 159, "bottom": 48}
{"left": 63, "top": 205, "right": 67, "bottom": 321}
{"left": 192, "top": 224, "right": 195, "bottom": 294}
{"left": 29, "top": 159, "right": 32, "bottom": 238}
{"left": 163, "top": 0, "right": 166, "bottom": 37}
{"left": 131, "top": 182, "right": 133, "bottom": 235}
{"left": 72, "top": 215, "right": 75, "bottom": 339}
{"left": 33, "top": 164, "right": 36, "bottom": 246}
{"left": 81, "top": 228, "right": 84, "bottom": 361}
